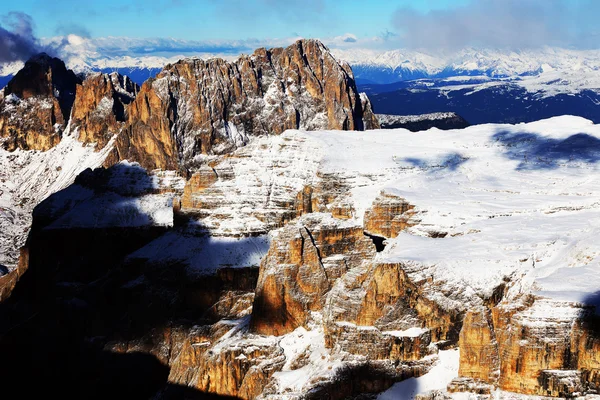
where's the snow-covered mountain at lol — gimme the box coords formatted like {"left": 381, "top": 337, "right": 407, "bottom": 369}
{"left": 0, "top": 35, "right": 244, "bottom": 86}
{"left": 0, "top": 37, "right": 595, "bottom": 125}
{"left": 3, "top": 115, "right": 600, "bottom": 399}
{"left": 344, "top": 48, "right": 600, "bottom": 124}
{"left": 1, "top": 38, "right": 600, "bottom": 399}
{"left": 3, "top": 35, "right": 600, "bottom": 93}
{"left": 334, "top": 47, "right": 600, "bottom": 85}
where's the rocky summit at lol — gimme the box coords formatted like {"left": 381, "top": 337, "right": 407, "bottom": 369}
{"left": 0, "top": 53, "right": 81, "bottom": 151}
{"left": 0, "top": 38, "right": 599, "bottom": 400}
{"left": 115, "top": 39, "right": 379, "bottom": 171}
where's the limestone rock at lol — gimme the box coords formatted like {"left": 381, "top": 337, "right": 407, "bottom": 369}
{"left": 363, "top": 192, "right": 417, "bottom": 239}
{"left": 0, "top": 53, "right": 80, "bottom": 151}
{"left": 116, "top": 39, "right": 379, "bottom": 171}
{"left": 70, "top": 72, "right": 138, "bottom": 151}
{"left": 250, "top": 213, "right": 374, "bottom": 336}
{"left": 454, "top": 296, "right": 600, "bottom": 397}
{"left": 169, "top": 321, "right": 285, "bottom": 399}
{"left": 457, "top": 308, "right": 499, "bottom": 383}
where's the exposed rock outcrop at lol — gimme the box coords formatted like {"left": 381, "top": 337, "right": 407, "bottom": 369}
{"left": 0, "top": 54, "right": 81, "bottom": 151}
{"left": 250, "top": 213, "right": 375, "bottom": 336}
{"left": 457, "top": 307, "right": 499, "bottom": 383}
{"left": 455, "top": 297, "right": 600, "bottom": 397}
{"left": 363, "top": 192, "right": 417, "bottom": 239}
{"left": 115, "top": 39, "right": 379, "bottom": 171}
{"left": 377, "top": 112, "right": 470, "bottom": 132}
{"left": 70, "top": 72, "right": 138, "bottom": 151}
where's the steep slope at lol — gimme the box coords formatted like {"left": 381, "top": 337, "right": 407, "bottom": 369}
{"left": 70, "top": 72, "right": 138, "bottom": 151}
{"left": 115, "top": 39, "right": 379, "bottom": 171}
{"left": 0, "top": 59, "right": 138, "bottom": 273}
{"left": 0, "top": 39, "right": 378, "bottom": 298}
{"left": 0, "top": 54, "right": 81, "bottom": 151}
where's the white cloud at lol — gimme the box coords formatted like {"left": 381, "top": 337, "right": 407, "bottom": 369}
{"left": 392, "top": 0, "right": 600, "bottom": 50}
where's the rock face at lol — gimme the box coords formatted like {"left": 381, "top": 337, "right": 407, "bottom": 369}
{"left": 115, "top": 39, "right": 379, "bottom": 171}
{"left": 3, "top": 51, "right": 600, "bottom": 400}
{"left": 377, "top": 112, "right": 470, "bottom": 132}
{"left": 250, "top": 213, "right": 375, "bottom": 336}
{"left": 0, "top": 40, "right": 379, "bottom": 172}
{"left": 363, "top": 192, "right": 417, "bottom": 239}
{"left": 70, "top": 72, "right": 138, "bottom": 151}
{"left": 0, "top": 54, "right": 81, "bottom": 151}
{"left": 455, "top": 297, "right": 600, "bottom": 397}
{"left": 457, "top": 307, "right": 499, "bottom": 383}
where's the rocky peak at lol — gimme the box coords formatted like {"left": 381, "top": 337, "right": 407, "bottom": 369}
{"left": 115, "top": 38, "right": 380, "bottom": 171}
{"left": 0, "top": 53, "right": 81, "bottom": 151}
{"left": 70, "top": 72, "right": 139, "bottom": 151}
{"left": 4, "top": 53, "right": 80, "bottom": 123}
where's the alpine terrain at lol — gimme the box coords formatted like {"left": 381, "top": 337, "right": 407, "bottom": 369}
{"left": 0, "top": 38, "right": 598, "bottom": 400}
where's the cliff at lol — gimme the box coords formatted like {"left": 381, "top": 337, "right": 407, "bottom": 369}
{"left": 115, "top": 39, "right": 379, "bottom": 170}
{"left": 0, "top": 53, "right": 80, "bottom": 151}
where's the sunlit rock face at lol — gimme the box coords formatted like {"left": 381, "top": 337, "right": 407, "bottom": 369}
{"left": 363, "top": 192, "right": 417, "bottom": 239}
{"left": 250, "top": 213, "right": 375, "bottom": 336}
{"left": 0, "top": 53, "right": 80, "bottom": 151}
{"left": 70, "top": 72, "right": 138, "bottom": 152}
{"left": 115, "top": 39, "right": 379, "bottom": 171}
{"left": 455, "top": 297, "right": 600, "bottom": 397}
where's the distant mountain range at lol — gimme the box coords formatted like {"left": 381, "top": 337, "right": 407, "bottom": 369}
{"left": 340, "top": 48, "right": 600, "bottom": 124}
{"left": 1, "top": 36, "right": 600, "bottom": 124}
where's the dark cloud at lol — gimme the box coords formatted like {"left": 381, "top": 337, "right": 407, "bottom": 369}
{"left": 393, "top": 0, "right": 600, "bottom": 50}
{"left": 0, "top": 12, "right": 39, "bottom": 62}
{"left": 0, "top": 12, "right": 88, "bottom": 65}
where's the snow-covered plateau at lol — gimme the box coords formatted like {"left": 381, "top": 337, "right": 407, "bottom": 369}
{"left": 2, "top": 115, "right": 600, "bottom": 398}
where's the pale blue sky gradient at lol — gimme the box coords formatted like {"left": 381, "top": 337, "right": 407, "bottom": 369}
{"left": 0, "top": 0, "right": 480, "bottom": 40}
{"left": 0, "top": 0, "right": 598, "bottom": 50}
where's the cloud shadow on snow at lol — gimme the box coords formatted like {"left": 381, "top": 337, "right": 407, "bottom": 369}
{"left": 492, "top": 131, "right": 600, "bottom": 170}
{"left": 402, "top": 152, "right": 470, "bottom": 172}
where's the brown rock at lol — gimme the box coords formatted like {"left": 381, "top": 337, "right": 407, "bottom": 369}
{"left": 0, "top": 53, "right": 80, "bottom": 151}
{"left": 326, "top": 261, "right": 463, "bottom": 352}
{"left": 169, "top": 322, "right": 285, "bottom": 399}
{"left": 0, "top": 247, "right": 29, "bottom": 302}
{"left": 116, "top": 39, "right": 379, "bottom": 171}
{"left": 363, "top": 192, "right": 417, "bottom": 238}
{"left": 454, "top": 297, "right": 600, "bottom": 397}
{"left": 458, "top": 307, "right": 499, "bottom": 383}
{"left": 250, "top": 213, "right": 374, "bottom": 336}
{"left": 70, "top": 72, "right": 138, "bottom": 151}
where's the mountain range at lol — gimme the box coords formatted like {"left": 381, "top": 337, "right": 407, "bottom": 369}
{"left": 3, "top": 36, "right": 599, "bottom": 125}
{"left": 0, "top": 39, "right": 599, "bottom": 399}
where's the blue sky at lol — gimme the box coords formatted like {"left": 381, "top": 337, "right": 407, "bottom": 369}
{"left": 0, "top": 0, "right": 470, "bottom": 41}
{"left": 0, "top": 0, "right": 599, "bottom": 62}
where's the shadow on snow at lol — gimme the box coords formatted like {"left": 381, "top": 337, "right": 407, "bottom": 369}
{"left": 492, "top": 131, "right": 600, "bottom": 170}
{"left": 0, "top": 163, "right": 250, "bottom": 399}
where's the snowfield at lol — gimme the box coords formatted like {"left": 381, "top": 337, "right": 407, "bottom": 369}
{"left": 295, "top": 116, "right": 600, "bottom": 316}
{"left": 334, "top": 47, "right": 600, "bottom": 96}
